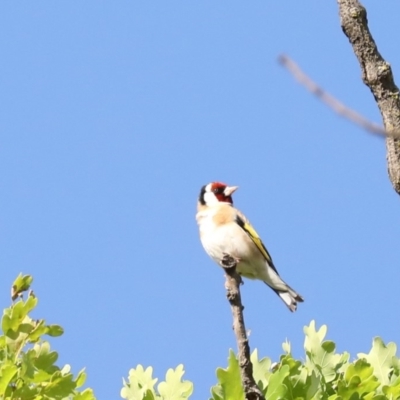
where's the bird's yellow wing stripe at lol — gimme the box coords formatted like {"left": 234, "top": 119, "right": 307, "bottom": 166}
{"left": 235, "top": 215, "right": 275, "bottom": 267}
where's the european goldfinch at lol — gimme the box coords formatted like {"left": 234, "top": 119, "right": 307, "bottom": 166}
{"left": 196, "top": 182, "right": 304, "bottom": 312}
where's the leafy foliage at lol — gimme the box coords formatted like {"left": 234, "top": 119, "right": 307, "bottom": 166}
{"left": 0, "top": 274, "right": 95, "bottom": 400}
{"left": 121, "top": 321, "right": 400, "bottom": 400}
{"left": 121, "top": 364, "right": 193, "bottom": 400}
{"left": 2, "top": 275, "right": 400, "bottom": 399}
{"left": 209, "top": 321, "right": 400, "bottom": 400}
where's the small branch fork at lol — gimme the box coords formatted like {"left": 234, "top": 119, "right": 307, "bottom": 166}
{"left": 279, "top": 0, "right": 400, "bottom": 195}
{"left": 220, "top": 254, "right": 265, "bottom": 400}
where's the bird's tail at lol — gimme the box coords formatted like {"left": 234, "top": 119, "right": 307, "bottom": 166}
{"left": 274, "top": 286, "right": 304, "bottom": 312}
{"left": 270, "top": 284, "right": 304, "bottom": 312}
{"left": 261, "top": 262, "right": 304, "bottom": 311}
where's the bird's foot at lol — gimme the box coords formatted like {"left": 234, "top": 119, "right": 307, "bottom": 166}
{"left": 220, "top": 253, "right": 240, "bottom": 269}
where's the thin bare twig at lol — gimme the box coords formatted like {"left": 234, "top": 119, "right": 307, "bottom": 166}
{"left": 220, "top": 254, "right": 265, "bottom": 400}
{"left": 278, "top": 54, "right": 398, "bottom": 138}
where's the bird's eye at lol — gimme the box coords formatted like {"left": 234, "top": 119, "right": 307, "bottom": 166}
{"left": 213, "top": 187, "right": 224, "bottom": 194}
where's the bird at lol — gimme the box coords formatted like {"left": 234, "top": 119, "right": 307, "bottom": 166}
{"left": 196, "top": 181, "right": 304, "bottom": 312}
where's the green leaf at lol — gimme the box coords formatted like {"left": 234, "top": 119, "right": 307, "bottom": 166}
{"left": 216, "top": 350, "right": 244, "bottom": 400}
{"left": 11, "top": 274, "right": 33, "bottom": 300}
{"left": 61, "top": 364, "right": 71, "bottom": 375}
{"left": 358, "top": 337, "right": 397, "bottom": 386}
{"left": 23, "top": 292, "right": 38, "bottom": 314}
{"left": 282, "top": 340, "right": 291, "bottom": 355}
{"left": 251, "top": 349, "right": 271, "bottom": 391}
{"left": 76, "top": 368, "right": 87, "bottom": 388}
{"left": 32, "top": 369, "right": 53, "bottom": 384}
{"left": 0, "top": 362, "right": 18, "bottom": 396}
{"left": 143, "top": 389, "right": 156, "bottom": 400}
{"left": 42, "top": 371, "right": 76, "bottom": 397}
{"left": 345, "top": 358, "right": 378, "bottom": 384}
{"left": 129, "top": 365, "right": 158, "bottom": 393}
{"left": 382, "top": 375, "right": 400, "bottom": 398}
{"left": 47, "top": 324, "right": 64, "bottom": 337}
{"left": 121, "top": 366, "right": 161, "bottom": 400}
{"left": 11, "top": 383, "right": 40, "bottom": 399}
{"left": 1, "top": 315, "right": 12, "bottom": 337}
{"left": 338, "top": 359, "right": 380, "bottom": 398}
{"left": 120, "top": 382, "right": 146, "bottom": 400}
{"left": 304, "top": 321, "right": 348, "bottom": 383}
{"left": 265, "top": 364, "right": 289, "bottom": 400}
{"left": 367, "top": 396, "right": 387, "bottom": 400}
{"left": 33, "top": 342, "right": 59, "bottom": 373}
{"left": 305, "top": 371, "right": 321, "bottom": 399}
{"left": 73, "top": 388, "right": 97, "bottom": 400}
{"left": 8, "top": 301, "right": 27, "bottom": 331}
{"left": 2, "top": 297, "right": 38, "bottom": 341}
{"left": 27, "top": 319, "right": 48, "bottom": 342}
{"left": 21, "top": 349, "right": 38, "bottom": 380}
{"left": 278, "top": 353, "right": 312, "bottom": 399}
{"left": 391, "top": 351, "right": 400, "bottom": 381}
{"left": 210, "top": 384, "right": 224, "bottom": 400}
{"left": 158, "top": 364, "right": 193, "bottom": 399}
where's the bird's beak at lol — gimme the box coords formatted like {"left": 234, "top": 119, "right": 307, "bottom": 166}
{"left": 224, "top": 186, "right": 238, "bottom": 196}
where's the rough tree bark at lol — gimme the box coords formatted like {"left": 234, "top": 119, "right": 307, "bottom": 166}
{"left": 337, "top": 0, "right": 400, "bottom": 195}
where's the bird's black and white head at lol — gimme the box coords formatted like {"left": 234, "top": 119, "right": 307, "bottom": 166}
{"left": 199, "top": 182, "right": 239, "bottom": 206}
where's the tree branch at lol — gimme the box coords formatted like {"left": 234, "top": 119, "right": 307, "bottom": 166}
{"left": 278, "top": 54, "right": 394, "bottom": 138}
{"left": 220, "top": 254, "right": 265, "bottom": 400}
{"left": 337, "top": 0, "right": 400, "bottom": 195}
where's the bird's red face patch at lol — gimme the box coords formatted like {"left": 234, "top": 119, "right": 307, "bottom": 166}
{"left": 210, "top": 182, "right": 233, "bottom": 204}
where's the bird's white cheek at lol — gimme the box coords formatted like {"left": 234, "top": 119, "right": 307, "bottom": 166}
{"left": 203, "top": 192, "right": 219, "bottom": 206}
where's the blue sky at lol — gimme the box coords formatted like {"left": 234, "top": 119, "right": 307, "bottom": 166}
{"left": 1, "top": 1, "right": 400, "bottom": 399}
